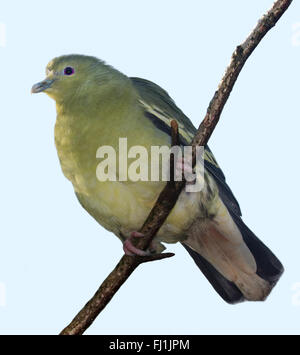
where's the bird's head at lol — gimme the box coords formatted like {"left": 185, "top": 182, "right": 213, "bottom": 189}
{"left": 31, "top": 54, "right": 123, "bottom": 104}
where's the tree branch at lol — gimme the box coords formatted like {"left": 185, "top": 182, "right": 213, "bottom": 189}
{"left": 59, "top": 0, "right": 293, "bottom": 335}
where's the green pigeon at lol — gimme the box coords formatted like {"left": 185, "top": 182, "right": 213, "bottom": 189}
{"left": 32, "top": 54, "right": 283, "bottom": 303}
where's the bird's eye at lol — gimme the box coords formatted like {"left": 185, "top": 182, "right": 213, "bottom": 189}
{"left": 64, "top": 67, "right": 75, "bottom": 76}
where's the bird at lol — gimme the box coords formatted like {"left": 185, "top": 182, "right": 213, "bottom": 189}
{"left": 32, "top": 54, "right": 284, "bottom": 304}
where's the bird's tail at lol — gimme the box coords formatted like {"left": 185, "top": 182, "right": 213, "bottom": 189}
{"left": 182, "top": 213, "right": 284, "bottom": 304}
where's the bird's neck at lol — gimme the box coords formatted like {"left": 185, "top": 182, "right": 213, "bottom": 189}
{"left": 56, "top": 79, "right": 140, "bottom": 143}
{"left": 54, "top": 78, "right": 147, "bottom": 186}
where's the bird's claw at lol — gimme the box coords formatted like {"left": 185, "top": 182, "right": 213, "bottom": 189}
{"left": 123, "top": 231, "right": 150, "bottom": 256}
{"left": 176, "top": 157, "right": 196, "bottom": 184}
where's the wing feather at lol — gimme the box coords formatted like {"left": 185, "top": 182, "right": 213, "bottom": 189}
{"left": 130, "top": 76, "right": 241, "bottom": 216}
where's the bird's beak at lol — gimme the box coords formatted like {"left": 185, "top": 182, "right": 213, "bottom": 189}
{"left": 31, "top": 79, "right": 54, "bottom": 94}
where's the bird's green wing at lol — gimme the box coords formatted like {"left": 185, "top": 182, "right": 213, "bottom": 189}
{"left": 131, "top": 77, "right": 195, "bottom": 145}
{"left": 130, "top": 77, "right": 242, "bottom": 216}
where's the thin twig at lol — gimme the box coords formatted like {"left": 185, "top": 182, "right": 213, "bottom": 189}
{"left": 59, "top": 0, "right": 293, "bottom": 335}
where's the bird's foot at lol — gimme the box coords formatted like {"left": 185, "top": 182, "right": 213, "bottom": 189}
{"left": 176, "top": 157, "right": 196, "bottom": 184}
{"left": 123, "top": 231, "right": 152, "bottom": 256}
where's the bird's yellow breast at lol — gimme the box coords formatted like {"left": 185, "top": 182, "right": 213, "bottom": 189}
{"left": 54, "top": 102, "right": 217, "bottom": 244}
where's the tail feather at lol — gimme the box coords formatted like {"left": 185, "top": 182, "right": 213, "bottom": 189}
{"left": 231, "top": 213, "right": 284, "bottom": 286}
{"left": 182, "top": 243, "right": 245, "bottom": 304}
{"left": 182, "top": 214, "right": 284, "bottom": 304}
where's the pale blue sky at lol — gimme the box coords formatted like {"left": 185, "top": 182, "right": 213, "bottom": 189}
{"left": 0, "top": 0, "right": 300, "bottom": 335}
